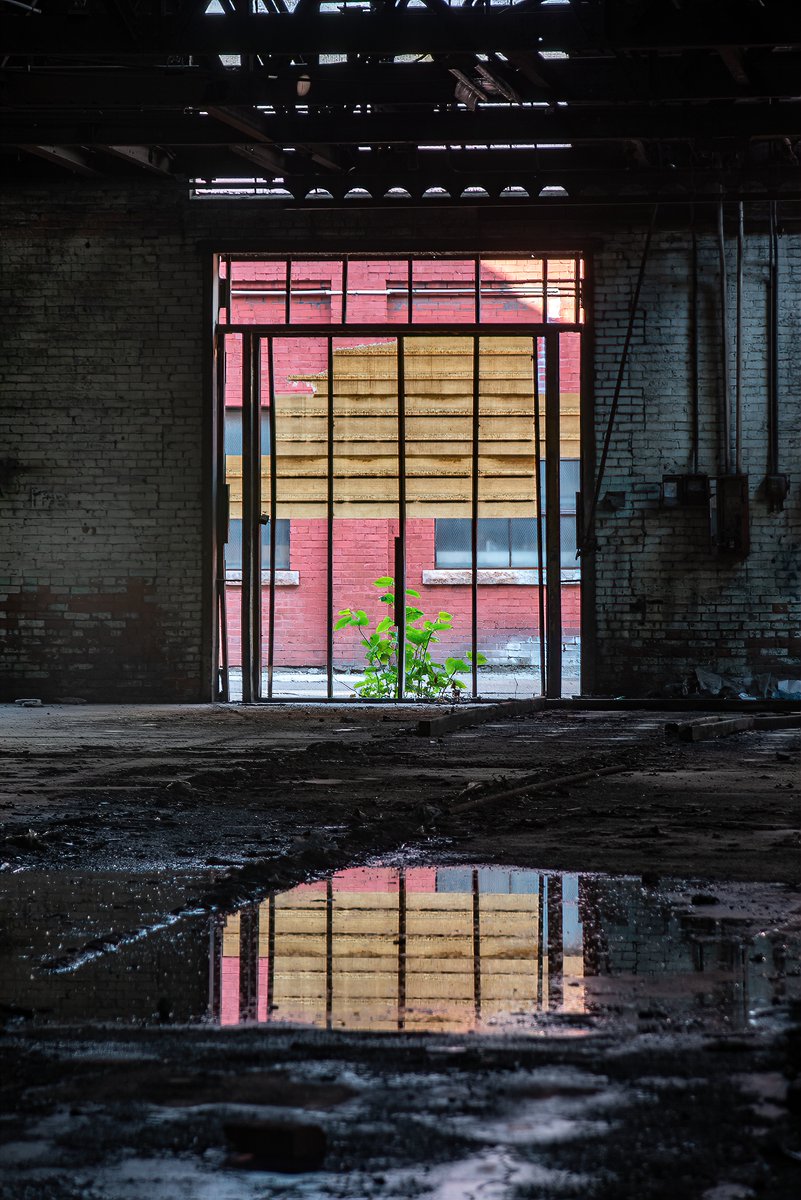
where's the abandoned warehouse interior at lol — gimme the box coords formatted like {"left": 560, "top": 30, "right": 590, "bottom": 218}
{"left": 1, "top": 3, "right": 801, "bottom": 1198}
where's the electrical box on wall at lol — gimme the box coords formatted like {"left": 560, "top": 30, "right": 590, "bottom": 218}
{"left": 660, "top": 473, "right": 710, "bottom": 507}
{"left": 710, "top": 474, "right": 750, "bottom": 558}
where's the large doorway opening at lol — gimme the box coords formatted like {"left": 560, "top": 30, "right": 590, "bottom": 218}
{"left": 213, "top": 255, "right": 586, "bottom": 701}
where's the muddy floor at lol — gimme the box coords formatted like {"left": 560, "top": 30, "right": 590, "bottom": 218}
{"left": 1, "top": 702, "right": 799, "bottom": 1198}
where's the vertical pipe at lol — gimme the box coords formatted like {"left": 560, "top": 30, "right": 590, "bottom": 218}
{"left": 543, "top": 256, "right": 549, "bottom": 323}
{"left": 396, "top": 337, "right": 407, "bottom": 699}
{"left": 735, "top": 202, "right": 744, "bottom": 475}
{"left": 717, "top": 201, "right": 731, "bottom": 474}
{"left": 327, "top": 337, "right": 335, "bottom": 700}
{"left": 407, "top": 257, "right": 413, "bottom": 324}
{"left": 573, "top": 253, "right": 581, "bottom": 325}
{"left": 545, "top": 331, "right": 562, "bottom": 699}
{"left": 690, "top": 223, "right": 700, "bottom": 474}
{"left": 266, "top": 338, "right": 278, "bottom": 699}
{"left": 474, "top": 256, "right": 481, "bottom": 323}
{"left": 532, "top": 337, "right": 547, "bottom": 697}
{"left": 471, "top": 335, "right": 480, "bottom": 700}
{"left": 767, "top": 202, "right": 780, "bottom": 475}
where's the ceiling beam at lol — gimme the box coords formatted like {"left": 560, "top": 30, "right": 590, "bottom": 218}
{"left": 3, "top": 55, "right": 801, "bottom": 108}
{"left": 2, "top": 104, "right": 799, "bottom": 147}
{"left": 98, "top": 144, "right": 174, "bottom": 175}
{"left": 2, "top": 9, "right": 800, "bottom": 57}
{"left": 15, "top": 143, "right": 99, "bottom": 176}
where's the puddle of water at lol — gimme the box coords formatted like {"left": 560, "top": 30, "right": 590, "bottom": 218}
{"left": 0, "top": 864, "right": 798, "bottom": 1033}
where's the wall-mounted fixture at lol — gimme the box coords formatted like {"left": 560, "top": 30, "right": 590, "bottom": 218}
{"left": 710, "top": 474, "right": 750, "bottom": 558}
{"left": 763, "top": 473, "right": 790, "bottom": 513}
{"left": 660, "top": 473, "right": 710, "bottom": 508}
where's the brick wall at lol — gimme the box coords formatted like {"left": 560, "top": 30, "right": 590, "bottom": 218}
{"left": 1, "top": 180, "right": 797, "bottom": 699}
{"left": 592, "top": 228, "right": 801, "bottom": 694}
{"left": 0, "top": 188, "right": 207, "bottom": 701}
{"left": 224, "top": 518, "right": 581, "bottom": 669}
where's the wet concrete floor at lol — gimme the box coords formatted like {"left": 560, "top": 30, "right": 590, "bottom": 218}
{"left": 0, "top": 703, "right": 799, "bottom": 1198}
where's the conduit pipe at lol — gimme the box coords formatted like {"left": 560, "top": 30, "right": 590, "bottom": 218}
{"left": 579, "top": 202, "right": 658, "bottom": 555}
{"left": 690, "top": 220, "right": 700, "bottom": 474}
{"left": 717, "top": 200, "right": 732, "bottom": 475}
{"left": 767, "top": 201, "right": 780, "bottom": 477}
{"left": 735, "top": 202, "right": 744, "bottom": 474}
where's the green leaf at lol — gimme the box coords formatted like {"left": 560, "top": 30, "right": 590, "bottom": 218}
{"left": 445, "top": 657, "right": 468, "bottom": 674}
{"left": 354, "top": 610, "right": 370, "bottom": 626}
{"left": 375, "top": 615, "right": 393, "bottom": 635}
{"left": 374, "top": 576, "right": 394, "bottom": 588}
{"left": 405, "top": 587, "right": 420, "bottom": 598}
{"left": 380, "top": 594, "right": 394, "bottom": 605}
{"left": 333, "top": 616, "right": 352, "bottom": 630}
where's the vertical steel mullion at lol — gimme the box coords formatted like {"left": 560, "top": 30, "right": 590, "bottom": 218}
{"left": 216, "top": 332, "right": 230, "bottom": 702}
{"left": 573, "top": 254, "right": 581, "bottom": 325}
{"left": 266, "top": 338, "right": 278, "bottom": 699}
{"left": 397, "top": 337, "right": 407, "bottom": 700}
{"left": 532, "top": 337, "right": 547, "bottom": 698}
{"left": 543, "top": 257, "right": 549, "bottom": 323}
{"left": 266, "top": 895, "right": 276, "bottom": 1022}
{"left": 341, "top": 257, "right": 349, "bottom": 324}
{"left": 284, "top": 259, "right": 291, "bottom": 325}
{"left": 472, "top": 868, "right": 482, "bottom": 1024}
{"left": 327, "top": 337, "right": 335, "bottom": 700}
{"left": 238, "top": 903, "right": 259, "bottom": 1023}
{"left": 397, "top": 869, "right": 407, "bottom": 1030}
{"left": 545, "top": 330, "right": 562, "bottom": 698}
{"left": 325, "top": 877, "right": 334, "bottom": 1030}
{"left": 547, "top": 874, "right": 564, "bottom": 1011}
{"left": 407, "top": 258, "right": 413, "bottom": 324}
{"left": 241, "top": 335, "right": 254, "bottom": 703}
{"left": 208, "top": 915, "right": 223, "bottom": 1023}
{"left": 536, "top": 876, "right": 544, "bottom": 1010}
{"left": 251, "top": 338, "right": 263, "bottom": 700}
{"left": 471, "top": 335, "right": 480, "bottom": 700}
{"left": 474, "top": 257, "right": 481, "bottom": 323}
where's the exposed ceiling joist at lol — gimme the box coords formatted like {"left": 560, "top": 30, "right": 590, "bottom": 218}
{"left": 3, "top": 56, "right": 800, "bottom": 109}
{"left": 2, "top": 8, "right": 800, "bottom": 57}
{"left": 98, "top": 144, "right": 174, "bottom": 175}
{"left": 15, "top": 143, "right": 99, "bottom": 176}
{"left": 3, "top": 105, "right": 799, "bottom": 147}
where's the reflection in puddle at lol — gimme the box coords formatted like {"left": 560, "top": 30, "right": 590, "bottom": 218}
{"left": 0, "top": 865, "right": 795, "bottom": 1032}
{"left": 213, "top": 867, "right": 789, "bottom": 1034}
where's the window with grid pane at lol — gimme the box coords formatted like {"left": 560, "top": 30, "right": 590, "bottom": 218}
{"left": 435, "top": 461, "right": 578, "bottom": 570}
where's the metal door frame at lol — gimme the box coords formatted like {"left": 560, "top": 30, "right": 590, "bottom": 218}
{"left": 216, "top": 323, "right": 581, "bottom": 703}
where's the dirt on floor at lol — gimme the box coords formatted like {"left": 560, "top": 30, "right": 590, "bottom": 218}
{"left": 0, "top": 701, "right": 799, "bottom": 1199}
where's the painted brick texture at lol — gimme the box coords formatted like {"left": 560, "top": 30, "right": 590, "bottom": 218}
{"left": 592, "top": 228, "right": 801, "bottom": 694}
{"left": 0, "top": 188, "right": 207, "bottom": 700}
{"left": 2, "top": 180, "right": 797, "bottom": 699}
{"left": 223, "top": 519, "right": 580, "bottom": 668}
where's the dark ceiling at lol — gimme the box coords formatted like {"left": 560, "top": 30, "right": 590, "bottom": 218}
{"left": 1, "top": 0, "right": 800, "bottom": 207}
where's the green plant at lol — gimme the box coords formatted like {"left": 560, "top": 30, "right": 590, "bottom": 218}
{"left": 334, "top": 576, "right": 486, "bottom": 700}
